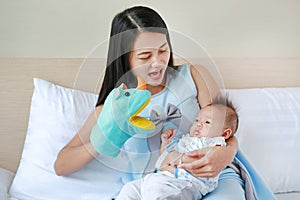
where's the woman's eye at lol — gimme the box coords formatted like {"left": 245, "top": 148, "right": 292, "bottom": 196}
{"left": 138, "top": 56, "right": 150, "bottom": 60}
{"left": 159, "top": 48, "right": 169, "bottom": 53}
{"left": 195, "top": 119, "right": 199, "bottom": 122}
{"left": 205, "top": 121, "right": 211, "bottom": 124}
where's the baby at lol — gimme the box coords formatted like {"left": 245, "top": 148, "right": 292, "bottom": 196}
{"left": 116, "top": 103, "right": 238, "bottom": 200}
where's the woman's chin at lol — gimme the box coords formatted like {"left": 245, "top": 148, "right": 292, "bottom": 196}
{"left": 147, "top": 79, "right": 163, "bottom": 87}
{"left": 147, "top": 75, "right": 166, "bottom": 87}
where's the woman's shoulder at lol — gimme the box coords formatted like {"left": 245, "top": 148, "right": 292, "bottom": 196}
{"left": 172, "top": 63, "right": 207, "bottom": 78}
{"left": 166, "top": 63, "right": 198, "bottom": 97}
{"left": 169, "top": 63, "right": 192, "bottom": 79}
{"left": 173, "top": 63, "right": 191, "bottom": 72}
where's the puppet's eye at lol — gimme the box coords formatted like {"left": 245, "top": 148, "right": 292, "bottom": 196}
{"left": 125, "top": 92, "right": 130, "bottom": 97}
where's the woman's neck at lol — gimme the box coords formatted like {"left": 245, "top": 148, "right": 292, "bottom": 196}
{"left": 146, "top": 75, "right": 167, "bottom": 95}
{"left": 147, "top": 84, "right": 165, "bottom": 95}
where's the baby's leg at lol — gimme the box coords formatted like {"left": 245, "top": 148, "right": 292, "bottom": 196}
{"left": 115, "top": 179, "right": 142, "bottom": 200}
{"left": 141, "top": 173, "right": 202, "bottom": 200}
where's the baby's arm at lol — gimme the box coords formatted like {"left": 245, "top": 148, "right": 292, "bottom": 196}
{"left": 160, "top": 128, "right": 176, "bottom": 154}
{"left": 159, "top": 128, "right": 183, "bottom": 174}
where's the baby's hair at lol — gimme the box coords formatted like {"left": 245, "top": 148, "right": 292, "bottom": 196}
{"left": 208, "top": 98, "right": 239, "bottom": 137}
{"left": 224, "top": 102, "right": 238, "bottom": 135}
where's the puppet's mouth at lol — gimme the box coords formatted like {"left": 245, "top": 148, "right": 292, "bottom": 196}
{"left": 129, "top": 97, "right": 155, "bottom": 130}
{"left": 128, "top": 77, "right": 155, "bottom": 130}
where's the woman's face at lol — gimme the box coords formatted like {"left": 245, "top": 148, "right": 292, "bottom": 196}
{"left": 129, "top": 31, "right": 170, "bottom": 86}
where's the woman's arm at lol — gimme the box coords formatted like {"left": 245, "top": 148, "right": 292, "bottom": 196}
{"left": 190, "top": 64, "right": 220, "bottom": 108}
{"left": 178, "top": 136, "right": 238, "bottom": 177}
{"left": 187, "top": 64, "right": 238, "bottom": 177}
{"left": 54, "top": 106, "right": 102, "bottom": 176}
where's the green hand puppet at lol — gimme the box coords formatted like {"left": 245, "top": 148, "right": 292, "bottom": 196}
{"left": 90, "top": 77, "right": 155, "bottom": 157}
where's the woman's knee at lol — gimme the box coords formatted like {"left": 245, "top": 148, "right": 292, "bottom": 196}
{"left": 203, "top": 167, "right": 246, "bottom": 200}
{"left": 203, "top": 179, "right": 245, "bottom": 200}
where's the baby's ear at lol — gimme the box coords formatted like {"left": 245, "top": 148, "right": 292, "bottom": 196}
{"left": 222, "top": 128, "right": 232, "bottom": 140}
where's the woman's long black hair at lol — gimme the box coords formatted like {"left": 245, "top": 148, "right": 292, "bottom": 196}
{"left": 96, "top": 6, "right": 174, "bottom": 107}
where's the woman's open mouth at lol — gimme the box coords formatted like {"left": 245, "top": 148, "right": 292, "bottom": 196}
{"left": 149, "top": 69, "right": 163, "bottom": 80}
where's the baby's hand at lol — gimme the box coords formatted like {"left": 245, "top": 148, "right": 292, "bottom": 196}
{"left": 161, "top": 128, "right": 176, "bottom": 145}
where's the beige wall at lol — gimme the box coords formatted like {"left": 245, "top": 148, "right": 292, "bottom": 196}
{"left": 1, "top": 0, "right": 299, "bottom": 57}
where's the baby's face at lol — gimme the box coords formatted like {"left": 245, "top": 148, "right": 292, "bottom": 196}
{"left": 189, "top": 106, "right": 226, "bottom": 138}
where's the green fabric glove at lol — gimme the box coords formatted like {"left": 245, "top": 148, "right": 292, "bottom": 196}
{"left": 90, "top": 82, "right": 155, "bottom": 157}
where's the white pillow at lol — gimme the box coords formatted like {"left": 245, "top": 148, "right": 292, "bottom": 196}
{"left": 226, "top": 87, "right": 300, "bottom": 193}
{"left": 0, "top": 168, "right": 15, "bottom": 200}
{"left": 9, "top": 78, "right": 125, "bottom": 200}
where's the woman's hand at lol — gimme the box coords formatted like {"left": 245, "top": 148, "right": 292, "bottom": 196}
{"left": 178, "top": 137, "right": 238, "bottom": 177}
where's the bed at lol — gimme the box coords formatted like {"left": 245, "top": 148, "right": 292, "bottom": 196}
{"left": 0, "top": 57, "right": 300, "bottom": 199}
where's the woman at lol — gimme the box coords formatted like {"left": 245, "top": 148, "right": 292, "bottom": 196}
{"left": 54, "top": 6, "right": 247, "bottom": 199}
